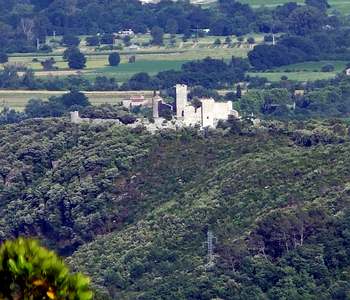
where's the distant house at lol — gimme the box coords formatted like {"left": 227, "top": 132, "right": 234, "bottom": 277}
{"left": 122, "top": 95, "right": 150, "bottom": 109}
{"left": 346, "top": 68, "right": 350, "bottom": 76}
{"left": 294, "top": 89, "right": 305, "bottom": 97}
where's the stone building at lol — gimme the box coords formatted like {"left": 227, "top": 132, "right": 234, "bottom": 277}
{"left": 172, "top": 84, "right": 239, "bottom": 128}
{"left": 122, "top": 95, "right": 151, "bottom": 109}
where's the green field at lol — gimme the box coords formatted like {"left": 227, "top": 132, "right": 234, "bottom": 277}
{"left": 237, "top": 0, "right": 350, "bottom": 13}
{"left": 6, "top": 34, "right": 252, "bottom": 83}
{"left": 196, "top": 0, "right": 350, "bottom": 14}
{"left": 0, "top": 90, "right": 154, "bottom": 111}
{"left": 249, "top": 60, "right": 347, "bottom": 82}
{"left": 85, "top": 60, "right": 185, "bottom": 81}
{"left": 248, "top": 71, "right": 337, "bottom": 82}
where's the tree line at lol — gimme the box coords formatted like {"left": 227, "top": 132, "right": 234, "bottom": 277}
{"left": 0, "top": 0, "right": 343, "bottom": 54}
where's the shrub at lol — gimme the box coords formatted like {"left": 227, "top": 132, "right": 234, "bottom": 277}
{"left": 86, "top": 36, "right": 100, "bottom": 46}
{"left": 64, "top": 47, "right": 86, "bottom": 69}
{"left": 321, "top": 64, "right": 335, "bottom": 72}
{"left": 214, "top": 38, "right": 221, "bottom": 46}
{"left": 61, "top": 35, "right": 80, "bottom": 47}
{"left": 39, "top": 44, "right": 52, "bottom": 53}
{"left": 108, "top": 52, "right": 121, "bottom": 66}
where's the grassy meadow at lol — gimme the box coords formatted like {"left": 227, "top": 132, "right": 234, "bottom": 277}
{"left": 249, "top": 60, "right": 347, "bottom": 82}
{"left": 6, "top": 31, "right": 347, "bottom": 85}
{"left": 196, "top": 0, "right": 350, "bottom": 14}
{"left": 229, "top": 0, "right": 350, "bottom": 13}
{"left": 5, "top": 32, "right": 346, "bottom": 85}
{"left": 7, "top": 34, "right": 252, "bottom": 83}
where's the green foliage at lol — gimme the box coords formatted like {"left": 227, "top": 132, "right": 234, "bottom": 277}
{"left": 0, "top": 52, "right": 8, "bottom": 64}
{"left": 64, "top": 48, "right": 86, "bottom": 70}
{"left": 25, "top": 91, "right": 90, "bottom": 118}
{"left": 0, "top": 238, "right": 92, "bottom": 300}
{"left": 151, "top": 26, "right": 164, "bottom": 46}
{"left": 108, "top": 52, "right": 121, "bottom": 67}
{"left": 64, "top": 120, "right": 350, "bottom": 299}
{"left": 61, "top": 35, "right": 81, "bottom": 48}
{"left": 61, "top": 91, "right": 90, "bottom": 108}
{"left": 3, "top": 118, "right": 350, "bottom": 298}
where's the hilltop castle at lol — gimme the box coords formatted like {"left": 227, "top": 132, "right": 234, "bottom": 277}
{"left": 71, "top": 84, "right": 239, "bottom": 131}
{"left": 153, "top": 84, "right": 239, "bottom": 128}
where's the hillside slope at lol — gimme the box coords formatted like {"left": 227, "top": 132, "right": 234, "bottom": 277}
{"left": 68, "top": 121, "right": 350, "bottom": 299}
{"left": 2, "top": 119, "right": 350, "bottom": 299}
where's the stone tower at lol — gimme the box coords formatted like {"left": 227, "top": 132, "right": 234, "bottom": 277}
{"left": 70, "top": 111, "right": 81, "bottom": 124}
{"left": 152, "top": 96, "right": 161, "bottom": 119}
{"left": 176, "top": 84, "right": 188, "bottom": 118}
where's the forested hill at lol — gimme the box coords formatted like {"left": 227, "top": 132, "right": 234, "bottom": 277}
{"left": 2, "top": 119, "right": 350, "bottom": 298}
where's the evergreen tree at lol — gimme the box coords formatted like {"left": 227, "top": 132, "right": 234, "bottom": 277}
{"left": 151, "top": 26, "right": 164, "bottom": 46}
{"left": 236, "top": 84, "right": 242, "bottom": 98}
{"left": 65, "top": 48, "right": 86, "bottom": 70}
{"left": 108, "top": 52, "right": 121, "bottom": 67}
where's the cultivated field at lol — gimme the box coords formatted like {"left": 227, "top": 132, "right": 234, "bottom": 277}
{"left": 6, "top": 34, "right": 257, "bottom": 83}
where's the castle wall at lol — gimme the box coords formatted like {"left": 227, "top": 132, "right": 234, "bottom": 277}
{"left": 70, "top": 111, "right": 121, "bottom": 125}
{"left": 183, "top": 105, "right": 201, "bottom": 126}
{"left": 201, "top": 98, "right": 215, "bottom": 128}
{"left": 213, "top": 102, "right": 233, "bottom": 120}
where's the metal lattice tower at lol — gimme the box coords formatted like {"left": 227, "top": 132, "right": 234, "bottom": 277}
{"left": 204, "top": 230, "right": 216, "bottom": 269}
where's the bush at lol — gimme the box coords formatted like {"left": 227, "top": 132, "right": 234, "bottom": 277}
{"left": 0, "top": 238, "right": 92, "bottom": 300}
{"left": 61, "top": 90, "right": 90, "bottom": 108}
{"left": 62, "top": 35, "right": 80, "bottom": 47}
{"left": 321, "top": 64, "right": 335, "bottom": 72}
{"left": 39, "top": 44, "right": 52, "bottom": 53}
{"left": 214, "top": 38, "right": 221, "bottom": 46}
{"left": 108, "top": 52, "right": 121, "bottom": 66}
{"left": 100, "top": 34, "right": 114, "bottom": 45}
{"left": 86, "top": 36, "right": 100, "bottom": 46}
{"left": 65, "top": 47, "right": 86, "bottom": 69}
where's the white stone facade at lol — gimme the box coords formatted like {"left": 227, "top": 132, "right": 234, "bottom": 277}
{"left": 176, "top": 84, "right": 188, "bottom": 118}
{"left": 174, "top": 84, "right": 239, "bottom": 128}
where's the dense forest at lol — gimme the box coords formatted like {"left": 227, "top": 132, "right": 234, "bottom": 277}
{"left": 2, "top": 118, "right": 350, "bottom": 299}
